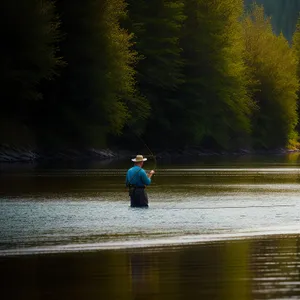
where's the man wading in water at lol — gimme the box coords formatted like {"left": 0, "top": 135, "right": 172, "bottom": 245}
{"left": 126, "top": 155, "right": 155, "bottom": 207}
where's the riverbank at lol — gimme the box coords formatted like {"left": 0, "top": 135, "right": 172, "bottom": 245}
{"left": 0, "top": 143, "right": 298, "bottom": 163}
{"left": 0, "top": 144, "right": 116, "bottom": 163}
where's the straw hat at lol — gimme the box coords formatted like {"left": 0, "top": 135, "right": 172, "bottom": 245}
{"left": 131, "top": 154, "right": 147, "bottom": 162}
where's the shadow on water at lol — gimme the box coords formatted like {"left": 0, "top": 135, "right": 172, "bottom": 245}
{"left": 1, "top": 235, "right": 300, "bottom": 300}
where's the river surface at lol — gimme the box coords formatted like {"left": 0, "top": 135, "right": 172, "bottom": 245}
{"left": 1, "top": 154, "right": 300, "bottom": 299}
{"left": 2, "top": 235, "right": 300, "bottom": 300}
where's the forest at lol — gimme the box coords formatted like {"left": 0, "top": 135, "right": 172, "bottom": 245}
{"left": 2, "top": 0, "right": 300, "bottom": 154}
{"left": 244, "top": 0, "right": 300, "bottom": 42}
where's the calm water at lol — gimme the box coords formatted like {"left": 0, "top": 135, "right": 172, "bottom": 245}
{"left": 1, "top": 153, "right": 300, "bottom": 299}
{"left": 1, "top": 236, "right": 300, "bottom": 299}
{"left": 1, "top": 154, "right": 300, "bottom": 254}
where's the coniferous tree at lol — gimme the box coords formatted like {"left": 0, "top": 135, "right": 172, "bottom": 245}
{"left": 292, "top": 17, "right": 300, "bottom": 138}
{"left": 244, "top": 0, "right": 300, "bottom": 42}
{"left": 125, "top": 0, "right": 185, "bottom": 146}
{"left": 244, "top": 5, "right": 299, "bottom": 149}
{"left": 177, "top": 0, "right": 253, "bottom": 149}
{"left": 293, "top": 17, "right": 300, "bottom": 84}
{"left": 43, "top": 0, "right": 146, "bottom": 148}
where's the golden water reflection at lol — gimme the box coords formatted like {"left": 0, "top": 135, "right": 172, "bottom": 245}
{"left": 1, "top": 235, "right": 300, "bottom": 300}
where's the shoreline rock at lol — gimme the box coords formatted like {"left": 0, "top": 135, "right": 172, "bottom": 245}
{"left": 0, "top": 144, "right": 118, "bottom": 163}
{"left": 0, "top": 144, "right": 298, "bottom": 163}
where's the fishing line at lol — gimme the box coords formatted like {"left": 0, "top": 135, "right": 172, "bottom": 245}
{"left": 126, "top": 123, "right": 157, "bottom": 171}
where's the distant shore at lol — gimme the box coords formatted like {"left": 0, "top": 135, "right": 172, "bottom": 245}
{"left": 0, "top": 144, "right": 298, "bottom": 163}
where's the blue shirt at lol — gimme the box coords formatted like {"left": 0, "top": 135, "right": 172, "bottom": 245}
{"left": 126, "top": 166, "right": 151, "bottom": 187}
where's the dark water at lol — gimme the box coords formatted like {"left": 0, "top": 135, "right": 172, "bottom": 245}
{"left": 1, "top": 154, "right": 300, "bottom": 299}
{"left": 1, "top": 235, "right": 300, "bottom": 300}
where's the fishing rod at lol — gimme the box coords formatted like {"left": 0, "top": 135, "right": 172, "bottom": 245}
{"left": 125, "top": 123, "right": 157, "bottom": 172}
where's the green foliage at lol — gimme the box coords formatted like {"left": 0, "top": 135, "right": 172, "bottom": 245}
{"left": 43, "top": 0, "right": 148, "bottom": 147}
{"left": 243, "top": 5, "right": 299, "bottom": 148}
{"left": 292, "top": 17, "right": 300, "bottom": 143}
{"left": 0, "top": 0, "right": 62, "bottom": 117}
{"left": 178, "top": 0, "right": 254, "bottom": 149}
{"left": 244, "top": 0, "right": 300, "bottom": 42}
{"left": 127, "top": 0, "right": 185, "bottom": 90}
{"left": 125, "top": 0, "right": 185, "bottom": 145}
{"left": 293, "top": 18, "right": 300, "bottom": 77}
{"left": 1, "top": 0, "right": 299, "bottom": 152}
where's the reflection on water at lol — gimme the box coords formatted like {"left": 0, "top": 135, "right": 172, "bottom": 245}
{"left": 130, "top": 252, "right": 160, "bottom": 299}
{"left": 1, "top": 235, "right": 300, "bottom": 299}
{"left": 1, "top": 154, "right": 300, "bottom": 300}
{"left": 1, "top": 155, "right": 300, "bottom": 253}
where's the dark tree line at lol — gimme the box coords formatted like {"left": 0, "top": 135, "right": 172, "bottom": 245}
{"left": 1, "top": 0, "right": 300, "bottom": 152}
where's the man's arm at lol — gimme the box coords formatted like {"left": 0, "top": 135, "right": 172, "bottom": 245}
{"left": 140, "top": 169, "right": 155, "bottom": 186}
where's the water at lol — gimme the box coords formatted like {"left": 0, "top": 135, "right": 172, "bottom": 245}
{"left": 1, "top": 153, "right": 300, "bottom": 299}
{"left": 1, "top": 154, "right": 300, "bottom": 254}
{"left": 1, "top": 236, "right": 300, "bottom": 299}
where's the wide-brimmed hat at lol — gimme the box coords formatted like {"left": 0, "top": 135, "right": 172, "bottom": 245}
{"left": 131, "top": 154, "right": 147, "bottom": 162}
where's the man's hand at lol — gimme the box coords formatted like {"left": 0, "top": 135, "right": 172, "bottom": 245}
{"left": 147, "top": 170, "right": 155, "bottom": 178}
